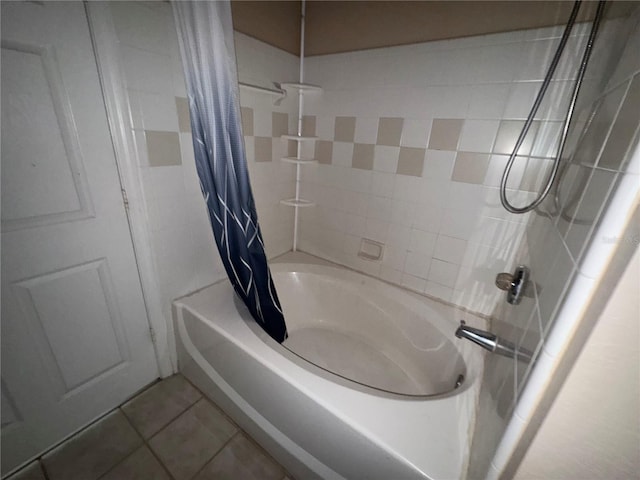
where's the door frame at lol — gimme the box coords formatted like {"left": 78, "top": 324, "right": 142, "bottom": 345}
{"left": 84, "top": 2, "right": 175, "bottom": 378}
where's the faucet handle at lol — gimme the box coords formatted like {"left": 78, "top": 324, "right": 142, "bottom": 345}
{"left": 495, "top": 272, "right": 514, "bottom": 291}
{"left": 495, "top": 265, "right": 529, "bottom": 305}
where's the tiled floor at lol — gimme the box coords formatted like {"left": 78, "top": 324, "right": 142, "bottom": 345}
{"left": 8, "top": 375, "right": 290, "bottom": 480}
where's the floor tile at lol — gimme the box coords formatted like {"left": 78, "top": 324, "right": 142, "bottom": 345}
{"left": 122, "top": 374, "right": 201, "bottom": 438}
{"left": 194, "top": 433, "right": 284, "bottom": 480}
{"left": 6, "top": 461, "right": 46, "bottom": 480}
{"left": 100, "top": 445, "right": 170, "bottom": 480}
{"left": 149, "top": 398, "right": 237, "bottom": 480}
{"left": 42, "top": 410, "right": 142, "bottom": 480}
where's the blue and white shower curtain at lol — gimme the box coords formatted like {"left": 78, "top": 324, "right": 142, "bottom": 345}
{"left": 173, "top": 1, "right": 287, "bottom": 342}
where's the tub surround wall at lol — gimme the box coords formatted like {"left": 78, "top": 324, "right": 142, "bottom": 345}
{"left": 108, "top": 3, "right": 299, "bottom": 328}
{"left": 297, "top": 21, "right": 627, "bottom": 317}
{"left": 479, "top": 9, "right": 640, "bottom": 479}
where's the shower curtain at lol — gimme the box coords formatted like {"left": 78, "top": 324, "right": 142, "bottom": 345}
{"left": 172, "top": 1, "right": 287, "bottom": 342}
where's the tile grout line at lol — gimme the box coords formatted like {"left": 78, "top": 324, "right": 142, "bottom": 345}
{"left": 121, "top": 380, "right": 203, "bottom": 440}
{"left": 185, "top": 430, "right": 241, "bottom": 480}
{"left": 93, "top": 425, "right": 145, "bottom": 480}
{"left": 117, "top": 406, "right": 178, "bottom": 480}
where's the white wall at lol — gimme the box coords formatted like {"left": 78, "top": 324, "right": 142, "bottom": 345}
{"left": 514, "top": 247, "right": 640, "bottom": 479}
{"left": 108, "top": 3, "right": 299, "bottom": 327}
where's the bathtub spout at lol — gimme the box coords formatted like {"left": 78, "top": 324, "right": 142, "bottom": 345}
{"left": 455, "top": 320, "right": 532, "bottom": 363}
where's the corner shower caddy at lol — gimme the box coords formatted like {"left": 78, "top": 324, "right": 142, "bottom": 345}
{"left": 278, "top": 3, "right": 322, "bottom": 251}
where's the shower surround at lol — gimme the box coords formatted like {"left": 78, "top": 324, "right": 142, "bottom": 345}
{"left": 297, "top": 19, "right": 627, "bottom": 317}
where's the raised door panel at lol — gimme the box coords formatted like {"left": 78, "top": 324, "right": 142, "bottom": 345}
{"left": 1, "top": 41, "right": 93, "bottom": 231}
{"left": 10, "top": 259, "right": 131, "bottom": 397}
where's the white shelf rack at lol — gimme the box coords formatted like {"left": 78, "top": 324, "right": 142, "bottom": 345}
{"left": 280, "top": 0, "right": 323, "bottom": 251}
{"left": 280, "top": 82, "right": 323, "bottom": 93}
{"left": 281, "top": 156, "right": 318, "bottom": 165}
{"left": 280, "top": 198, "right": 316, "bottom": 208}
{"left": 281, "top": 134, "right": 319, "bottom": 142}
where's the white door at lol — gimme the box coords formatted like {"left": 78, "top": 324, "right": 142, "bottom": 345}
{"left": 1, "top": 1, "right": 159, "bottom": 473}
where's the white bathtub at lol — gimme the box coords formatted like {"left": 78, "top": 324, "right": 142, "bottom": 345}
{"left": 173, "top": 253, "right": 485, "bottom": 479}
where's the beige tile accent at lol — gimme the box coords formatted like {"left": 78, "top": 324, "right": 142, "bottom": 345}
{"left": 428, "top": 118, "right": 464, "bottom": 151}
{"left": 377, "top": 117, "right": 404, "bottom": 146}
{"left": 352, "top": 143, "right": 374, "bottom": 170}
{"left": 146, "top": 131, "right": 182, "bottom": 167}
{"left": 194, "top": 433, "right": 284, "bottom": 480}
{"left": 451, "top": 151, "right": 491, "bottom": 184}
{"left": 149, "top": 399, "right": 237, "bottom": 480}
{"left": 302, "top": 115, "right": 317, "bottom": 137}
{"left": 254, "top": 137, "right": 273, "bottom": 162}
{"left": 175, "top": 97, "right": 191, "bottom": 133}
{"left": 334, "top": 116, "right": 356, "bottom": 142}
{"left": 397, "top": 147, "right": 426, "bottom": 176}
{"left": 101, "top": 446, "right": 170, "bottom": 480}
{"left": 315, "top": 140, "right": 333, "bottom": 164}
{"left": 241, "top": 107, "right": 254, "bottom": 136}
{"left": 122, "top": 375, "right": 201, "bottom": 439}
{"left": 7, "top": 461, "right": 46, "bottom": 480}
{"left": 272, "top": 112, "right": 289, "bottom": 137}
{"left": 42, "top": 410, "right": 142, "bottom": 480}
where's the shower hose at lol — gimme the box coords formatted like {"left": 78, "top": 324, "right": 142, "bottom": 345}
{"left": 499, "top": 0, "right": 607, "bottom": 214}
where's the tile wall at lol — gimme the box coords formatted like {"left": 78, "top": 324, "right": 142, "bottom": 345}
{"left": 109, "top": 3, "right": 299, "bottom": 324}
{"left": 473, "top": 8, "right": 640, "bottom": 479}
{"left": 297, "top": 18, "right": 629, "bottom": 317}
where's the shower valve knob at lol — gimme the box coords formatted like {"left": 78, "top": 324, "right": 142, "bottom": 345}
{"left": 495, "top": 265, "right": 530, "bottom": 305}
{"left": 495, "top": 273, "right": 514, "bottom": 291}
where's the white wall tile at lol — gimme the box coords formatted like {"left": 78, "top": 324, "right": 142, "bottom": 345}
{"left": 111, "top": 2, "right": 171, "bottom": 54}
{"left": 403, "top": 251, "right": 431, "bottom": 279}
{"left": 459, "top": 120, "right": 500, "bottom": 153}
{"left": 332, "top": 142, "right": 355, "bottom": 167}
{"left": 504, "top": 82, "right": 542, "bottom": 119}
{"left": 373, "top": 146, "right": 400, "bottom": 173}
{"left": 423, "top": 150, "right": 456, "bottom": 180}
{"left": 434, "top": 235, "right": 467, "bottom": 263}
{"left": 408, "top": 228, "right": 437, "bottom": 256}
{"left": 400, "top": 119, "right": 431, "bottom": 148}
{"left": 370, "top": 172, "right": 396, "bottom": 197}
{"left": 364, "top": 217, "right": 389, "bottom": 242}
{"left": 428, "top": 259, "right": 460, "bottom": 287}
{"left": 120, "top": 45, "right": 173, "bottom": 94}
{"left": 382, "top": 245, "right": 408, "bottom": 270}
{"left": 468, "top": 84, "right": 511, "bottom": 119}
{"left": 138, "top": 92, "right": 180, "bottom": 132}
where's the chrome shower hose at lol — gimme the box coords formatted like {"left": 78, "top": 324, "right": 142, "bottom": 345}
{"left": 500, "top": 0, "right": 607, "bottom": 214}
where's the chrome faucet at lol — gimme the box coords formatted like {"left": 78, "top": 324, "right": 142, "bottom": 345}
{"left": 455, "top": 320, "right": 532, "bottom": 363}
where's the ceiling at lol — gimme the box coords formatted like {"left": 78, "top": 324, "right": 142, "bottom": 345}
{"left": 231, "top": 0, "right": 638, "bottom": 56}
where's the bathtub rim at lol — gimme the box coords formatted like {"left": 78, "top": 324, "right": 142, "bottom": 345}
{"left": 178, "top": 260, "right": 484, "bottom": 400}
